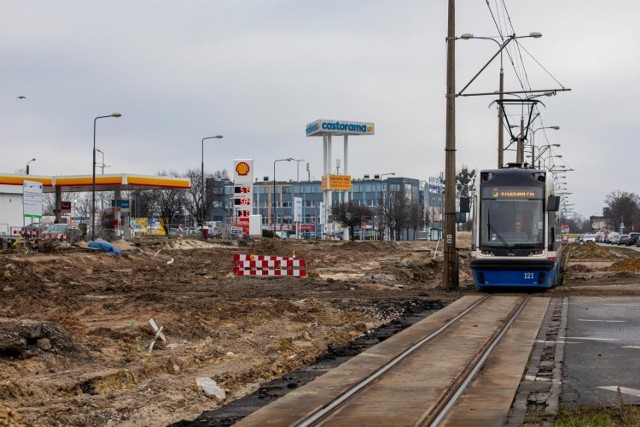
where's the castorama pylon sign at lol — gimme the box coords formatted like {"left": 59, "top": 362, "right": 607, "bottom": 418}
{"left": 306, "top": 119, "right": 375, "bottom": 136}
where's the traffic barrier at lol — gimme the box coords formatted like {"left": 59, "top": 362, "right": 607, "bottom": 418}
{"left": 233, "top": 253, "right": 307, "bottom": 278}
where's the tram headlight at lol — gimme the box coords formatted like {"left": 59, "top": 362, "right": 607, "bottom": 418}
{"left": 528, "top": 250, "right": 544, "bottom": 257}
{"left": 479, "top": 250, "right": 495, "bottom": 256}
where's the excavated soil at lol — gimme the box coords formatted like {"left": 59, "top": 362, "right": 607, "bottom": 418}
{"left": 0, "top": 237, "right": 473, "bottom": 427}
{"left": 1, "top": 238, "right": 639, "bottom": 427}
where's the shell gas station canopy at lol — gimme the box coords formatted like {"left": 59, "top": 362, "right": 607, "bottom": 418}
{"left": 0, "top": 173, "right": 190, "bottom": 193}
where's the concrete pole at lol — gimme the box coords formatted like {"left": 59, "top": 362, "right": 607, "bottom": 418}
{"left": 343, "top": 134, "right": 349, "bottom": 203}
{"left": 443, "top": 0, "right": 459, "bottom": 290}
{"left": 498, "top": 69, "right": 504, "bottom": 168}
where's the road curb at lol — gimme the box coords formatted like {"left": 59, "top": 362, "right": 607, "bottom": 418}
{"left": 506, "top": 296, "right": 566, "bottom": 426}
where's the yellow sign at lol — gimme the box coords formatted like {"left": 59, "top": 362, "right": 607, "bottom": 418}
{"left": 321, "top": 174, "right": 352, "bottom": 191}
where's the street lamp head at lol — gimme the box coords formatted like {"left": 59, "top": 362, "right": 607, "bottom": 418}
{"left": 287, "top": 157, "right": 294, "bottom": 161}
{"left": 213, "top": 135, "right": 223, "bottom": 139}
{"left": 550, "top": 126, "right": 560, "bottom": 130}
{"left": 529, "top": 32, "right": 542, "bottom": 38}
{"left": 460, "top": 33, "right": 474, "bottom": 40}
{"left": 29, "top": 158, "right": 36, "bottom": 163}
{"left": 111, "top": 112, "right": 122, "bottom": 118}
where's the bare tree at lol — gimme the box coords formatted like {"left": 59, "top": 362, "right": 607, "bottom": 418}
{"left": 331, "top": 202, "right": 373, "bottom": 241}
{"left": 379, "top": 190, "right": 411, "bottom": 240}
{"left": 152, "top": 170, "right": 189, "bottom": 234}
{"left": 604, "top": 191, "right": 640, "bottom": 232}
{"left": 183, "top": 168, "right": 229, "bottom": 224}
{"left": 407, "top": 200, "right": 424, "bottom": 240}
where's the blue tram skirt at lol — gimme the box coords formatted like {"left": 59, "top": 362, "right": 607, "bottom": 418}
{"left": 470, "top": 259, "right": 558, "bottom": 288}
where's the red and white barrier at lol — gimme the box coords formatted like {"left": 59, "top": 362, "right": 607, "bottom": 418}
{"left": 233, "top": 267, "right": 307, "bottom": 277}
{"left": 233, "top": 253, "right": 307, "bottom": 278}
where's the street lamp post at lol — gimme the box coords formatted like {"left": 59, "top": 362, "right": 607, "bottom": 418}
{"left": 26, "top": 158, "right": 36, "bottom": 175}
{"left": 293, "top": 159, "right": 306, "bottom": 182}
{"left": 459, "top": 32, "right": 542, "bottom": 168}
{"left": 273, "top": 158, "right": 293, "bottom": 232}
{"left": 201, "top": 135, "right": 223, "bottom": 238}
{"left": 530, "top": 126, "right": 560, "bottom": 168}
{"left": 91, "top": 113, "right": 121, "bottom": 241}
{"left": 96, "top": 149, "right": 110, "bottom": 174}
{"left": 379, "top": 172, "right": 395, "bottom": 180}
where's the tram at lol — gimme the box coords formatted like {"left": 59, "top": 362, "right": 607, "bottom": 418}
{"left": 470, "top": 165, "right": 563, "bottom": 289}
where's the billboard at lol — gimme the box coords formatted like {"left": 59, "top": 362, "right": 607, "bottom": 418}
{"left": 306, "top": 119, "right": 374, "bottom": 137}
{"left": 321, "top": 175, "right": 352, "bottom": 191}
{"left": 23, "top": 180, "right": 43, "bottom": 218}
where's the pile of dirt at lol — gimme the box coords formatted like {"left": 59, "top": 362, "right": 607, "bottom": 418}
{"left": 567, "top": 242, "right": 621, "bottom": 260}
{"left": 609, "top": 258, "right": 640, "bottom": 272}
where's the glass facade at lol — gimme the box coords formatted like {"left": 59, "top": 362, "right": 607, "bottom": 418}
{"left": 209, "top": 175, "right": 447, "bottom": 239}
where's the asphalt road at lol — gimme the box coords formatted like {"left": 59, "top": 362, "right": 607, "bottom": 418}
{"left": 562, "top": 296, "right": 640, "bottom": 408}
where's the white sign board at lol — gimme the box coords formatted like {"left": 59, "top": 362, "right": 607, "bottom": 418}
{"left": 23, "top": 180, "right": 43, "bottom": 218}
{"left": 319, "top": 202, "right": 327, "bottom": 225}
{"left": 294, "top": 197, "right": 302, "bottom": 223}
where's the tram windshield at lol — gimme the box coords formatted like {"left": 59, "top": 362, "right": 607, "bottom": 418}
{"left": 480, "top": 188, "right": 544, "bottom": 248}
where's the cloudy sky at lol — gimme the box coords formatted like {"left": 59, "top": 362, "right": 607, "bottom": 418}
{"left": 1, "top": 1, "right": 638, "bottom": 218}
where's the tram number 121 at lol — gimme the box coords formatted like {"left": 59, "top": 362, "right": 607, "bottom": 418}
{"left": 524, "top": 272, "right": 534, "bottom": 279}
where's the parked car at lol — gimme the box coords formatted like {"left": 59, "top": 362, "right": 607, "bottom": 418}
{"left": 41, "top": 224, "right": 82, "bottom": 242}
{"left": 581, "top": 233, "right": 596, "bottom": 243}
{"left": 606, "top": 232, "right": 620, "bottom": 244}
{"left": 20, "top": 222, "right": 50, "bottom": 238}
{"left": 617, "top": 234, "right": 629, "bottom": 245}
{"left": 627, "top": 232, "right": 640, "bottom": 246}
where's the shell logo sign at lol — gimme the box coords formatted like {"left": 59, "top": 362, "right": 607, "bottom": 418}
{"left": 235, "top": 161, "right": 250, "bottom": 176}
{"left": 233, "top": 159, "right": 253, "bottom": 185}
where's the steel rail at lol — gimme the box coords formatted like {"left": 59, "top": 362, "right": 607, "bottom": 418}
{"left": 295, "top": 295, "right": 491, "bottom": 427}
{"left": 426, "top": 295, "right": 530, "bottom": 426}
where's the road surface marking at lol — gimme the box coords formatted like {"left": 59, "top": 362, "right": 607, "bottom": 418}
{"left": 564, "top": 336, "right": 619, "bottom": 342}
{"left": 535, "top": 339, "right": 583, "bottom": 344}
{"left": 621, "top": 346, "right": 640, "bottom": 349}
{"left": 599, "top": 386, "right": 640, "bottom": 398}
{"left": 577, "top": 319, "right": 625, "bottom": 323}
{"left": 600, "top": 303, "right": 640, "bottom": 307}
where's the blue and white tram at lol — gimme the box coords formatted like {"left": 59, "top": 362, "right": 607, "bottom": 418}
{"left": 470, "top": 166, "right": 563, "bottom": 289}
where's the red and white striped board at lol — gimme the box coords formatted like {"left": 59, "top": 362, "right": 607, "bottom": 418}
{"left": 236, "top": 259, "right": 306, "bottom": 268}
{"left": 233, "top": 266, "right": 307, "bottom": 277}
{"left": 233, "top": 253, "right": 307, "bottom": 278}
{"left": 233, "top": 253, "right": 302, "bottom": 263}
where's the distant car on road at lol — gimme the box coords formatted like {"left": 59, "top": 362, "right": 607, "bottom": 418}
{"left": 41, "top": 224, "right": 81, "bottom": 242}
{"left": 617, "top": 234, "right": 629, "bottom": 245}
{"left": 627, "top": 232, "right": 640, "bottom": 246}
{"left": 581, "top": 234, "right": 596, "bottom": 243}
{"left": 20, "top": 222, "right": 49, "bottom": 238}
{"left": 606, "top": 232, "right": 620, "bottom": 244}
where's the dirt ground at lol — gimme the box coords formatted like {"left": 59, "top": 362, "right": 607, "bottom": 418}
{"left": 1, "top": 237, "right": 639, "bottom": 427}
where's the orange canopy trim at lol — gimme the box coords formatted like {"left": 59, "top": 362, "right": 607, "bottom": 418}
{"left": 0, "top": 175, "right": 54, "bottom": 186}
{"left": 127, "top": 176, "right": 190, "bottom": 188}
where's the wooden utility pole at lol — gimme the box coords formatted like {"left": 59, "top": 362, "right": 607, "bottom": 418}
{"left": 444, "top": 0, "right": 459, "bottom": 290}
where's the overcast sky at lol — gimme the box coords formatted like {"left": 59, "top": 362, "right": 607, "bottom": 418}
{"left": 2, "top": 1, "right": 638, "bottom": 218}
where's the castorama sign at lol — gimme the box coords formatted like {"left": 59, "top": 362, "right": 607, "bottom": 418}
{"left": 306, "top": 119, "right": 375, "bottom": 136}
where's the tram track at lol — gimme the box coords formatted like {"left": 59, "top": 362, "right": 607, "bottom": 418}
{"left": 235, "top": 295, "right": 549, "bottom": 427}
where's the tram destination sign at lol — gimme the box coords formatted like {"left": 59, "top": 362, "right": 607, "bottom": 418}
{"left": 485, "top": 187, "right": 542, "bottom": 199}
